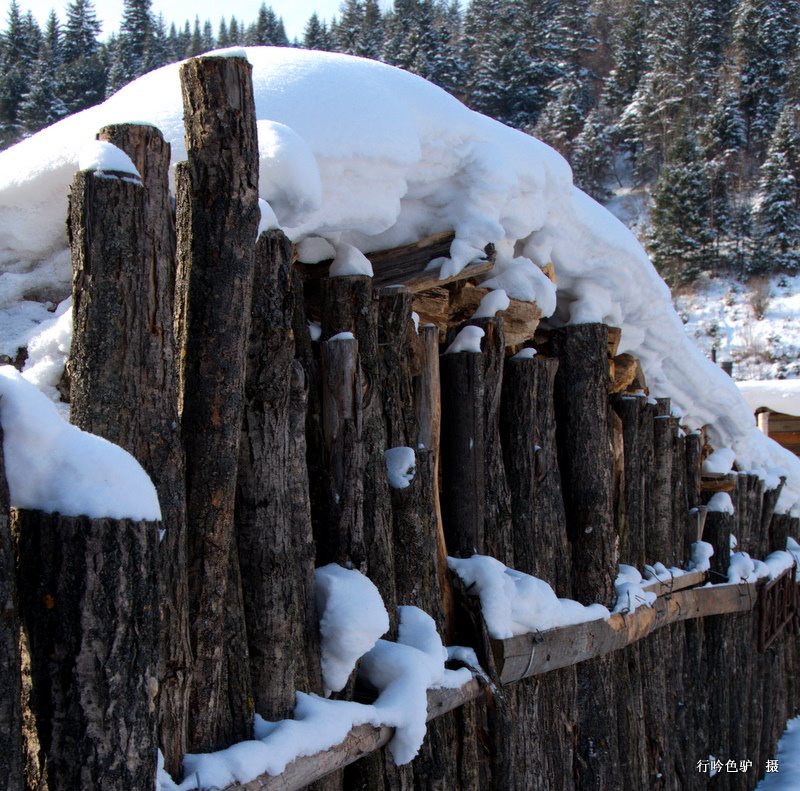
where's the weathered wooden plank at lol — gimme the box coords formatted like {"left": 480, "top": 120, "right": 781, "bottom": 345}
{"left": 640, "top": 569, "right": 707, "bottom": 596}
{"left": 701, "top": 472, "right": 739, "bottom": 493}
{"left": 447, "top": 283, "right": 543, "bottom": 346}
{"left": 225, "top": 680, "right": 482, "bottom": 791}
{"left": 494, "top": 582, "right": 759, "bottom": 684}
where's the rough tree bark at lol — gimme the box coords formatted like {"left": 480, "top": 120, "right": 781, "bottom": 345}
{"left": 551, "top": 323, "right": 622, "bottom": 790}
{"left": 439, "top": 350, "right": 485, "bottom": 557}
{"left": 69, "top": 122, "right": 192, "bottom": 776}
{"left": 321, "top": 276, "right": 396, "bottom": 615}
{"left": 0, "top": 425, "right": 23, "bottom": 791}
{"left": 499, "top": 354, "right": 577, "bottom": 791}
{"left": 174, "top": 55, "right": 259, "bottom": 752}
{"left": 15, "top": 510, "right": 159, "bottom": 791}
{"left": 235, "top": 230, "right": 323, "bottom": 720}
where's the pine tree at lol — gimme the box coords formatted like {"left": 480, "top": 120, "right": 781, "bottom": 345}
{"left": 570, "top": 107, "right": 612, "bottom": 198}
{"left": 109, "top": 0, "right": 154, "bottom": 90}
{"left": 303, "top": 12, "right": 332, "bottom": 50}
{"left": 187, "top": 16, "right": 202, "bottom": 57}
{"left": 358, "top": 0, "right": 383, "bottom": 59}
{"left": 202, "top": 20, "right": 214, "bottom": 52}
{"left": 229, "top": 17, "right": 241, "bottom": 45}
{"left": 19, "top": 37, "right": 67, "bottom": 133}
{"left": 44, "top": 10, "right": 61, "bottom": 66}
{"left": 333, "top": 0, "right": 364, "bottom": 55}
{"left": 751, "top": 104, "right": 800, "bottom": 271}
{"left": 649, "top": 125, "right": 715, "bottom": 284}
{"left": 0, "top": 1, "right": 34, "bottom": 145}
{"left": 218, "top": 18, "right": 230, "bottom": 48}
{"left": 734, "top": 0, "right": 799, "bottom": 152}
{"left": 249, "top": 4, "right": 289, "bottom": 46}
{"left": 464, "top": 0, "right": 556, "bottom": 128}
{"left": 147, "top": 13, "right": 170, "bottom": 69}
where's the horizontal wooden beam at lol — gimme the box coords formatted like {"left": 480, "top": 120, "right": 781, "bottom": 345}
{"left": 492, "top": 581, "right": 757, "bottom": 684}
{"left": 640, "top": 568, "right": 707, "bottom": 597}
{"left": 219, "top": 571, "right": 760, "bottom": 790}
{"left": 224, "top": 679, "right": 482, "bottom": 791}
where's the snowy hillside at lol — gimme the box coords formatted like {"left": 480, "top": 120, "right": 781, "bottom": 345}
{"left": 1, "top": 46, "right": 800, "bottom": 513}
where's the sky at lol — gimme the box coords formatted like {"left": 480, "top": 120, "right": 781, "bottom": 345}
{"left": 14, "top": 0, "right": 393, "bottom": 41}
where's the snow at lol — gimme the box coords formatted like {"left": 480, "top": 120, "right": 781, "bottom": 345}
{"left": 257, "top": 199, "right": 279, "bottom": 236}
{"left": 308, "top": 321, "right": 322, "bottom": 342}
{"left": 329, "top": 242, "right": 374, "bottom": 277}
{"left": 444, "top": 325, "right": 484, "bottom": 354}
{"left": 20, "top": 297, "right": 72, "bottom": 408}
{"left": 447, "top": 554, "right": 609, "bottom": 640}
{"left": 511, "top": 347, "right": 537, "bottom": 360}
{"left": 702, "top": 447, "right": 736, "bottom": 474}
{"left": 314, "top": 564, "right": 389, "bottom": 695}
{"left": 384, "top": 447, "right": 416, "bottom": 489}
{"left": 707, "top": 492, "right": 735, "bottom": 514}
{"left": 738, "top": 379, "right": 800, "bottom": 417}
{"left": 296, "top": 236, "right": 336, "bottom": 264}
{"left": 689, "top": 541, "right": 715, "bottom": 572}
{"left": 727, "top": 552, "right": 770, "bottom": 584}
{"left": 3, "top": 45, "right": 800, "bottom": 509}
{"left": 756, "top": 716, "right": 800, "bottom": 790}
{"left": 411, "top": 311, "right": 420, "bottom": 333}
{"left": 327, "top": 331, "right": 355, "bottom": 342}
{"left": 481, "top": 256, "right": 557, "bottom": 315}
{"left": 613, "top": 565, "right": 657, "bottom": 614}
{"left": 471, "top": 288, "right": 510, "bottom": 319}
{"left": 256, "top": 119, "right": 321, "bottom": 227}
{"left": 77, "top": 140, "right": 140, "bottom": 178}
{"left": 0, "top": 365, "right": 160, "bottom": 521}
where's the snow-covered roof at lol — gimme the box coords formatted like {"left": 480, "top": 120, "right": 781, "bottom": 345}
{"left": 738, "top": 379, "right": 800, "bottom": 417}
{"left": 1, "top": 46, "right": 799, "bottom": 513}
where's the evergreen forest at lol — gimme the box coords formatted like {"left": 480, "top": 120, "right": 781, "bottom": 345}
{"left": 2, "top": 0, "right": 799, "bottom": 285}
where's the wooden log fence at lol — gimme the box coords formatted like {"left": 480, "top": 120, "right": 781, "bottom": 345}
{"left": 5, "top": 53, "right": 800, "bottom": 791}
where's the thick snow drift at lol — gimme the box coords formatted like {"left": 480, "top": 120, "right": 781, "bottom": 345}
{"left": 1, "top": 46, "right": 799, "bottom": 509}
{"left": 0, "top": 366, "right": 160, "bottom": 520}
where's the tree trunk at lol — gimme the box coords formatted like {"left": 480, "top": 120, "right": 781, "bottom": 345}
{"left": 70, "top": 122, "right": 191, "bottom": 776}
{"left": 0, "top": 426, "right": 22, "bottom": 791}
{"left": 440, "top": 351, "right": 485, "bottom": 557}
{"left": 321, "top": 276, "right": 396, "bottom": 616}
{"left": 15, "top": 510, "right": 159, "bottom": 791}
{"left": 551, "top": 323, "right": 621, "bottom": 790}
{"left": 174, "top": 55, "right": 259, "bottom": 752}
{"left": 236, "top": 230, "right": 323, "bottom": 719}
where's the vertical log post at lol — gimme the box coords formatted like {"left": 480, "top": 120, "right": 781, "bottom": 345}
{"left": 415, "top": 323, "right": 454, "bottom": 638}
{"left": 0, "top": 425, "right": 22, "bottom": 791}
{"left": 175, "top": 55, "right": 259, "bottom": 751}
{"left": 320, "top": 335, "right": 367, "bottom": 569}
{"left": 551, "top": 323, "right": 621, "bottom": 790}
{"left": 499, "top": 353, "right": 578, "bottom": 791}
{"left": 701, "top": 506, "right": 735, "bottom": 777}
{"left": 321, "top": 276, "right": 396, "bottom": 614}
{"left": 235, "top": 230, "right": 323, "bottom": 720}
{"left": 71, "top": 122, "right": 191, "bottom": 776}
{"left": 440, "top": 349, "right": 485, "bottom": 556}
{"left": 15, "top": 510, "right": 160, "bottom": 791}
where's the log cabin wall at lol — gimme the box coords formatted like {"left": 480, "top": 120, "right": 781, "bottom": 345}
{"left": 3, "top": 55, "right": 800, "bottom": 791}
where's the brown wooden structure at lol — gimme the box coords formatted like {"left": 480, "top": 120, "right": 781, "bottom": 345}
{"left": 3, "top": 54, "right": 800, "bottom": 791}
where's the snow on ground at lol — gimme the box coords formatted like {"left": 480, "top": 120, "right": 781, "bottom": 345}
{"left": 755, "top": 716, "right": 800, "bottom": 790}
{"left": 674, "top": 273, "right": 800, "bottom": 381}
